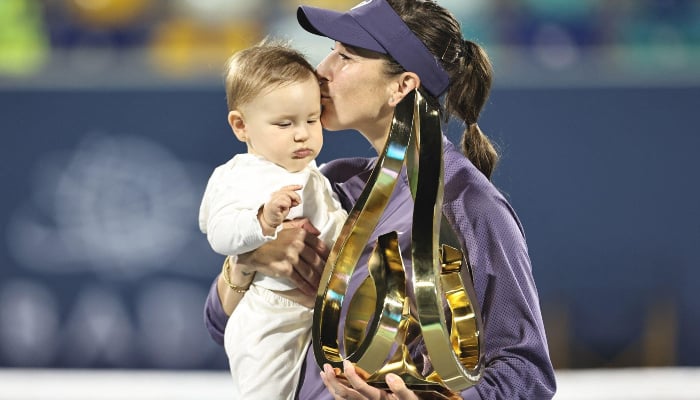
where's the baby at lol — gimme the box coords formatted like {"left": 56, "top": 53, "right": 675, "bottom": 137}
{"left": 198, "top": 40, "right": 347, "bottom": 399}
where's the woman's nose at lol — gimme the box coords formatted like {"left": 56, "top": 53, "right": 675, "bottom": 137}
{"left": 315, "top": 53, "right": 333, "bottom": 81}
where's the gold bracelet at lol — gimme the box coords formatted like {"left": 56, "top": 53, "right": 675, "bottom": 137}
{"left": 221, "top": 256, "right": 252, "bottom": 293}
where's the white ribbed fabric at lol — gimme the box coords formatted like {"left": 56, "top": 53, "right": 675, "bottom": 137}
{"left": 199, "top": 153, "right": 347, "bottom": 290}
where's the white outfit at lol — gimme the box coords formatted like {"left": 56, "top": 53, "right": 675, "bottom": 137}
{"left": 199, "top": 153, "right": 347, "bottom": 399}
{"left": 223, "top": 284, "right": 313, "bottom": 400}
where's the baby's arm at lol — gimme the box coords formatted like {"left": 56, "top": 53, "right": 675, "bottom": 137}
{"left": 259, "top": 184, "right": 303, "bottom": 236}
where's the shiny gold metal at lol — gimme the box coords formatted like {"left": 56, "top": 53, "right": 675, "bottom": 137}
{"left": 313, "top": 90, "right": 484, "bottom": 394}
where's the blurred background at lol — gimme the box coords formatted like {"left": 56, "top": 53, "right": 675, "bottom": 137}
{"left": 1, "top": 0, "right": 699, "bottom": 397}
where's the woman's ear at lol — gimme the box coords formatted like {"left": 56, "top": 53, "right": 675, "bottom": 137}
{"left": 228, "top": 110, "right": 248, "bottom": 142}
{"left": 389, "top": 72, "right": 420, "bottom": 106}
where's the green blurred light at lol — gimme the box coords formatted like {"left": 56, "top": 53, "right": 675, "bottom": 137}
{"left": 0, "top": 0, "right": 48, "bottom": 76}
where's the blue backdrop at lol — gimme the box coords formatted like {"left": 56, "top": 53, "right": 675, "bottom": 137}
{"left": 1, "top": 85, "right": 698, "bottom": 370}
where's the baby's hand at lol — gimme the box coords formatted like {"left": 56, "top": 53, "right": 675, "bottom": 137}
{"left": 260, "top": 184, "right": 303, "bottom": 234}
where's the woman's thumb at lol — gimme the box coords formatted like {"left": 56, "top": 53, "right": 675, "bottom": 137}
{"left": 385, "top": 374, "right": 417, "bottom": 399}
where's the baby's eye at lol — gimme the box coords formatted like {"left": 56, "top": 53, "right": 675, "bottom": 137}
{"left": 307, "top": 119, "right": 319, "bottom": 124}
{"left": 275, "top": 122, "right": 292, "bottom": 128}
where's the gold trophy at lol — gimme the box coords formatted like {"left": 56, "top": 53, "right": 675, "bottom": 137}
{"left": 313, "top": 90, "right": 484, "bottom": 398}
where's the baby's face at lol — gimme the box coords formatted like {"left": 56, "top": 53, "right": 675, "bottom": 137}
{"left": 238, "top": 76, "right": 323, "bottom": 172}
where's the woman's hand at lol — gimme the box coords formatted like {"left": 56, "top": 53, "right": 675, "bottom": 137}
{"left": 320, "top": 361, "right": 420, "bottom": 400}
{"left": 321, "top": 361, "right": 462, "bottom": 400}
{"left": 237, "top": 217, "right": 328, "bottom": 296}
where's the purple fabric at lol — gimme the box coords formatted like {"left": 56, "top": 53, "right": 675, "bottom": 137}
{"left": 297, "top": 0, "right": 449, "bottom": 97}
{"left": 203, "top": 279, "right": 226, "bottom": 346}
{"left": 203, "top": 137, "right": 556, "bottom": 399}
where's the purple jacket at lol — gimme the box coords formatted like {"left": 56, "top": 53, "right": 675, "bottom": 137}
{"left": 203, "top": 137, "right": 556, "bottom": 399}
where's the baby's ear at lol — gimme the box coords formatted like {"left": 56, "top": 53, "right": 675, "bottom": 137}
{"left": 228, "top": 110, "right": 247, "bottom": 142}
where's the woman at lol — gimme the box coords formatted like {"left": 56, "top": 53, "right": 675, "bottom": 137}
{"left": 203, "top": 0, "right": 556, "bottom": 398}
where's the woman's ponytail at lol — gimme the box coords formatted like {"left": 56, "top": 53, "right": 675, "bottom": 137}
{"left": 461, "top": 121, "right": 498, "bottom": 179}
{"left": 446, "top": 40, "right": 499, "bottom": 179}
{"left": 386, "top": 0, "right": 500, "bottom": 179}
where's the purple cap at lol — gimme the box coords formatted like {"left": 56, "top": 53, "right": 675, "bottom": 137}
{"left": 297, "top": 0, "right": 450, "bottom": 97}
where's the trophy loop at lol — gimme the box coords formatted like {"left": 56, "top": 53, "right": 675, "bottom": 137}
{"left": 312, "top": 91, "right": 415, "bottom": 369}
{"left": 409, "top": 91, "right": 483, "bottom": 390}
{"left": 313, "top": 90, "right": 484, "bottom": 394}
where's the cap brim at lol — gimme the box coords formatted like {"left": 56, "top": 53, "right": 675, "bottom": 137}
{"left": 297, "top": 6, "right": 386, "bottom": 54}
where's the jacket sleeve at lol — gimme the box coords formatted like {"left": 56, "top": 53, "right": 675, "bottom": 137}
{"left": 203, "top": 277, "right": 228, "bottom": 346}
{"left": 205, "top": 203, "right": 274, "bottom": 256}
{"left": 456, "top": 196, "right": 556, "bottom": 399}
{"left": 199, "top": 161, "right": 278, "bottom": 256}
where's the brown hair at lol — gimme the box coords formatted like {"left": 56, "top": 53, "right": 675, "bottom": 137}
{"left": 224, "top": 38, "right": 317, "bottom": 112}
{"left": 385, "top": 0, "right": 499, "bottom": 179}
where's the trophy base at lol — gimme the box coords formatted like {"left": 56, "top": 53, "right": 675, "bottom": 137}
{"left": 352, "top": 349, "right": 459, "bottom": 399}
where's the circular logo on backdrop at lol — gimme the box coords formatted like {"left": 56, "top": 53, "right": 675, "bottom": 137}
{"left": 7, "top": 132, "right": 203, "bottom": 278}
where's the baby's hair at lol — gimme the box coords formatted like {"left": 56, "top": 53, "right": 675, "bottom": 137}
{"left": 224, "top": 38, "right": 317, "bottom": 111}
